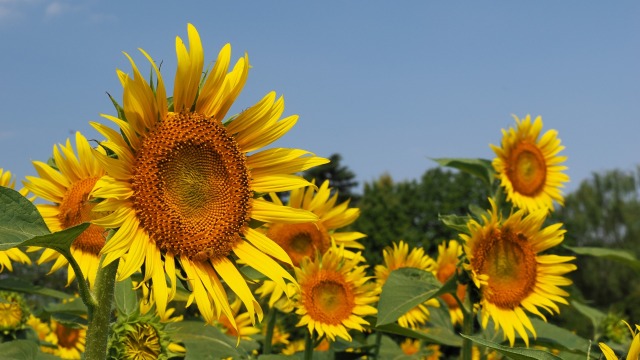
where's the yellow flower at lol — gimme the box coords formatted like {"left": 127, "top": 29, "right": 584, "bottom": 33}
{"left": 266, "top": 180, "right": 366, "bottom": 266}
{"left": 217, "top": 298, "right": 261, "bottom": 339}
{"left": 294, "top": 247, "right": 378, "bottom": 342}
{"left": 599, "top": 322, "right": 640, "bottom": 360}
{"left": 460, "top": 199, "right": 576, "bottom": 346}
{"left": 434, "top": 240, "right": 466, "bottom": 326}
{"left": 45, "top": 320, "right": 86, "bottom": 359}
{"left": 491, "top": 115, "right": 569, "bottom": 213}
{"left": 90, "top": 23, "right": 327, "bottom": 329}
{"left": 0, "top": 168, "right": 31, "bottom": 272}
{"left": 375, "top": 241, "right": 440, "bottom": 329}
{"left": 0, "top": 291, "right": 29, "bottom": 334}
{"left": 23, "top": 132, "right": 107, "bottom": 287}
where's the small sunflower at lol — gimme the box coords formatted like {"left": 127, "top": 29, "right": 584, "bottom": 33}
{"left": 599, "top": 322, "right": 640, "bottom": 360}
{"left": 0, "top": 168, "right": 32, "bottom": 272}
{"left": 217, "top": 297, "right": 261, "bottom": 339}
{"left": 90, "top": 23, "right": 327, "bottom": 329}
{"left": 434, "top": 240, "right": 466, "bottom": 326}
{"left": 108, "top": 311, "right": 185, "bottom": 360}
{"left": 45, "top": 320, "right": 86, "bottom": 359}
{"left": 460, "top": 199, "right": 576, "bottom": 346}
{"left": 0, "top": 291, "right": 29, "bottom": 335}
{"left": 266, "top": 180, "right": 366, "bottom": 266}
{"left": 23, "top": 132, "right": 107, "bottom": 287}
{"left": 374, "top": 241, "right": 440, "bottom": 329}
{"left": 294, "top": 247, "right": 377, "bottom": 342}
{"left": 490, "top": 114, "right": 569, "bottom": 213}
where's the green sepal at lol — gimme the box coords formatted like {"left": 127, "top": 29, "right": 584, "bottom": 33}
{"left": 431, "top": 158, "right": 495, "bottom": 186}
{"left": 438, "top": 213, "right": 471, "bottom": 235}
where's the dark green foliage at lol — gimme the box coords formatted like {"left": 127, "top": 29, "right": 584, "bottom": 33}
{"left": 302, "top": 153, "right": 360, "bottom": 204}
{"left": 352, "top": 168, "right": 489, "bottom": 265}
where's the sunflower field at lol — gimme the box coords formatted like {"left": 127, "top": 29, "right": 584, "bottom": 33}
{"left": 1, "top": 24, "right": 639, "bottom": 360}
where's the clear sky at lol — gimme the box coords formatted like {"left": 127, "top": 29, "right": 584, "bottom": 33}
{"left": 1, "top": 1, "right": 638, "bottom": 194}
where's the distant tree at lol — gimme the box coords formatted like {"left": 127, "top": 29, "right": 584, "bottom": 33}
{"left": 302, "top": 153, "right": 360, "bottom": 204}
{"left": 551, "top": 168, "right": 640, "bottom": 321}
{"left": 353, "top": 167, "right": 489, "bottom": 266}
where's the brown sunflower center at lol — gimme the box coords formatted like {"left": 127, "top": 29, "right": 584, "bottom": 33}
{"left": 55, "top": 323, "right": 82, "bottom": 349}
{"left": 131, "top": 112, "right": 252, "bottom": 261}
{"left": 267, "top": 222, "right": 331, "bottom": 266}
{"left": 473, "top": 228, "right": 537, "bottom": 309}
{"left": 506, "top": 141, "right": 547, "bottom": 196}
{"left": 436, "top": 263, "right": 466, "bottom": 309}
{"left": 58, "top": 176, "right": 106, "bottom": 255}
{"left": 303, "top": 271, "right": 355, "bottom": 325}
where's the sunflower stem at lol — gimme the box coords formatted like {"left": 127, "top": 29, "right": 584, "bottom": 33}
{"left": 460, "top": 286, "right": 474, "bottom": 360}
{"left": 303, "top": 330, "right": 314, "bottom": 360}
{"left": 84, "top": 258, "right": 120, "bottom": 360}
{"left": 263, "top": 308, "right": 277, "bottom": 354}
{"left": 62, "top": 250, "right": 97, "bottom": 317}
{"left": 372, "top": 330, "right": 382, "bottom": 360}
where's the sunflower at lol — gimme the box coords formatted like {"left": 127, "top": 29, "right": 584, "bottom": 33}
{"left": 434, "top": 240, "right": 466, "bottom": 326}
{"left": 0, "top": 168, "right": 32, "bottom": 272}
{"left": 266, "top": 180, "right": 365, "bottom": 266}
{"left": 0, "top": 291, "right": 29, "bottom": 335}
{"left": 45, "top": 320, "right": 86, "bottom": 359}
{"left": 599, "top": 322, "right": 640, "bottom": 360}
{"left": 294, "top": 247, "right": 377, "bottom": 342}
{"left": 217, "top": 297, "right": 261, "bottom": 339}
{"left": 374, "top": 241, "right": 440, "bottom": 329}
{"left": 460, "top": 199, "right": 576, "bottom": 346}
{"left": 23, "top": 132, "right": 107, "bottom": 287}
{"left": 490, "top": 115, "right": 569, "bottom": 213}
{"left": 90, "top": 24, "right": 327, "bottom": 329}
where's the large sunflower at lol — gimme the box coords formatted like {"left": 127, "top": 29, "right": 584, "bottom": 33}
{"left": 90, "top": 24, "right": 327, "bottom": 329}
{"left": 460, "top": 199, "right": 576, "bottom": 346}
{"left": 23, "top": 132, "right": 107, "bottom": 287}
{"left": 294, "top": 247, "right": 378, "bottom": 342}
{"left": 266, "top": 180, "right": 365, "bottom": 266}
{"left": 490, "top": 115, "right": 569, "bottom": 213}
{"left": 374, "top": 241, "right": 440, "bottom": 329}
{"left": 0, "top": 168, "right": 31, "bottom": 272}
{"left": 434, "top": 240, "right": 466, "bottom": 326}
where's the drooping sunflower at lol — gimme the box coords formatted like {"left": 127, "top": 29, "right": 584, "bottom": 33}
{"left": 90, "top": 24, "right": 327, "bottom": 328}
{"left": 460, "top": 199, "right": 576, "bottom": 346}
{"left": 374, "top": 241, "right": 440, "bottom": 329}
{"left": 294, "top": 247, "right": 378, "bottom": 342}
{"left": 0, "top": 168, "right": 32, "bottom": 272}
{"left": 266, "top": 180, "right": 365, "bottom": 266}
{"left": 434, "top": 240, "right": 466, "bottom": 326}
{"left": 45, "top": 320, "right": 86, "bottom": 359}
{"left": 490, "top": 115, "right": 569, "bottom": 213}
{"left": 23, "top": 132, "right": 107, "bottom": 287}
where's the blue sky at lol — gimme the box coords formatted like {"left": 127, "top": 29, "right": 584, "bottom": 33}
{"left": 1, "top": 1, "right": 638, "bottom": 194}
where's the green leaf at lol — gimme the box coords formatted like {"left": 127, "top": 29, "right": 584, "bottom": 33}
{"left": 529, "top": 318, "right": 591, "bottom": 354}
{"left": 166, "top": 321, "right": 259, "bottom": 359}
{"left": 114, "top": 276, "right": 138, "bottom": 316}
{"left": 570, "top": 300, "right": 606, "bottom": 333}
{"left": 431, "top": 158, "right": 495, "bottom": 185}
{"left": 439, "top": 214, "right": 471, "bottom": 234}
{"left": 0, "top": 340, "right": 41, "bottom": 360}
{"left": 0, "top": 277, "right": 74, "bottom": 300}
{"left": 564, "top": 245, "right": 640, "bottom": 273}
{"left": 377, "top": 268, "right": 443, "bottom": 326}
{"left": 375, "top": 322, "right": 462, "bottom": 347}
{"left": 20, "top": 223, "right": 90, "bottom": 254}
{"left": 0, "top": 186, "right": 49, "bottom": 249}
{"left": 460, "top": 334, "right": 563, "bottom": 360}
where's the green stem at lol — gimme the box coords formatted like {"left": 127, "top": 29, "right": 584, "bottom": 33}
{"left": 303, "top": 330, "right": 314, "bottom": 360}
{"left": 460, "top": 287, "right": 474, "bottom": 360}
{"left": 371, "top": 331, "right": 382, "bottom": 360}
{"left": 263, "top": 308, "right": 277, "bottom": 354}
{"left": 61, "top": 251, "right": 96, "bottom": 317}
{"left": 83, "top": 258, "right": 120, "bottom": 360}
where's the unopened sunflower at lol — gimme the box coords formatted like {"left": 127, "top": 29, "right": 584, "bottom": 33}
{"left": 0, "top": 291, "right": 29, "bottom": 335}
{"left": 90, "top": 24, "right": 327, "bottom": 329}
{"left": 0, "top": 168, "right": 31, "bottom": 272}
{"left": 294, "top": 247, "right": 378, "bottom": 342}
{"left": 460, "top": 199, "right": 576, "bottom": 346}
{"left": 24, "top": 132, "right": 107, "bottom": 287}
{"left": 434, "top": 240, "right": 466, "bottom": 326}
{"left": 375, "top": 241, "right": 440, "bottom": 329}
{"left": 491, "top": 114, "right": 569, "bottom": 213}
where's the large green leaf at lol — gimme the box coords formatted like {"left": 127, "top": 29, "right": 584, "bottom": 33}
{"left": 570, "top": 300, "right": 606, "bottom": 335}
{"left": 114, "top": 276, "right": 138, "bottom": 316}
{"left": 377, "top": 268, "right": 443, "bottom": 326}
{"left": 0, "top": 277, "right": 74, "bottom": 300}
{"left": 564, "top": 245, "right": 640, "bottom": 273}
{"left": 529, "top": 318, "right": 591, "bottom": 354}
{"left": 0, "top": 186, "right": 49, "bottom": 248}
{"left": 461, "top": 334, "right": 562, "bottom": 360}
{"left": 0, "top": 339, "right": 61, "bottom": 360}
{"left": 431, "top": 158, "right": 495, "bottom": 185}
{"left": 166, "top": 321, "right": 259, "bottom": 359}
